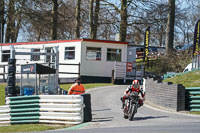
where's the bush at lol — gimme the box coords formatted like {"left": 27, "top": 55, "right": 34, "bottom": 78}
{"left": 145, "top": 50, "right": 192, "bottom": 75}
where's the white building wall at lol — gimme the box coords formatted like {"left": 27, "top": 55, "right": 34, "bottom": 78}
{"left": 58, "top": 41, "right": 81, "bottom": 78}
{"left": 0, "top": 40, "right": 128, "bottom": 80}
{"left": 0, "top": 41, "right": 82, "bottom": 79}
{"left": 80, "top": 41, "right": 127, "bottom": 77}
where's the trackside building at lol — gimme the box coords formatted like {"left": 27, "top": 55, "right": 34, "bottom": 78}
{"left": 0, "top": 39, "right": 129, "bottom": 83}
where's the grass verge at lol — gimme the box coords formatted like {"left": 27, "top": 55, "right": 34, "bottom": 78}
{"left": 60, "top": 83, "right": 113, "bottom": 91}
{"left": 164, "top": 70, "right": 200, "bottom": 115}
{"left": 0, "top": 124, "right": 69, "bottom": 132}
{"left": 0, "top": 83, "right": 113, "bottom": 106}
{"left": 0, "top": 83, "right": 6, "bottom": 105}
{"left": 190, "top": 112, "right": 200, "bottom": 115}
{"left": 164, "top": 70, "right": 200, "bottom": 87}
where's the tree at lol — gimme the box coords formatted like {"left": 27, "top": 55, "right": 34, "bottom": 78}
{"left": 144, "top": 3, "right": 168, "bottom": 47}
{"left": 0, "top": 0, "right": 5, "bottom": 43}
{"left": 93, "top": 0, "right": 100, "bottom": 39}
{"left": 75, "top": 0, "right": 81, "bottom": 39}
{"left": 89, "top": 0, "right": 100, "bottom": 39}
{"left": 5, "top": 0, "right": 15, "bottom": 43}
{"left": 165, "top": 0, "right": 176, "bottom": 54}
{"left": 119, "top": 0, "right": 127, "bottom": 42}
{"left": 89, "top": 0, "right": 94, "bottom": 39}
{"left": 51, "top": 0, "right": 58, "bottom": 40}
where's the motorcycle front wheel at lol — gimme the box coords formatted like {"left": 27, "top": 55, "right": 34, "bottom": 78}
{"left": 128, "top": 103, "right": 137, "bottom": 121}
{"left": 123, "top": 100, "right": 129, "bottom": 119}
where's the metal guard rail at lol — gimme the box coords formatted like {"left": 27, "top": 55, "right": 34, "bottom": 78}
{"left": 185, "top": 87, "right": 200, "bottom": 112}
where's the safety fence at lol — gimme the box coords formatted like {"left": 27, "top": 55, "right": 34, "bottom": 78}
{"left": 0, "top": 63, "right": 81, "bottom": 83}
{"left": 0, "top": 95, "right": 92, "bottom": 125}
{"left": 163, "top": 72, "right": 182, "bottom": 80}
{"left": 185, "top": 87, "right": 200, "bottom": 112}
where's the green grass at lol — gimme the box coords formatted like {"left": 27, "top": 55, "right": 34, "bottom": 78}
{"left": 164, "top": 70, "right": 200, "bottom": 87}
{"left": 164, "top": 70, "right": 200, "bottom": 114}
{"left": 0, "top": 83, "right": 6, "bottom": 105}
{"left": 190, "top": 112, "right": 200, "bottom": 115}
{"left": 0, "top": 124, "right": 68, "bottom": 132}
{"left": 0, "top": 83, "right": 113, "bottom": 106}
{"left": 60, "top": 83, "right": 113, "bottom": 91}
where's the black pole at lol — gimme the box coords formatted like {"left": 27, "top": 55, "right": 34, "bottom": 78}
{"left": 7, "top": 59, "right": 16, "bottom": 96}
{"left": 0, "top": 22, "right": 2, "bottom": 43}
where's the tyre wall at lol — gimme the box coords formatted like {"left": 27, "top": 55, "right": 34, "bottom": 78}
{"left": 81, "top": 93, "right": 92, "bottom": 122}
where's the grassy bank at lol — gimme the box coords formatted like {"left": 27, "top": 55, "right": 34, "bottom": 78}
{"left": 0, "top": 124, "right": 68, "bottom": 132}
{"left": 0, "top": 83, "right": 113, "bottom": 106}
{"left": 164, "top": 70, "right": 200, "bottom": 87}
{"left": 0, "top": 83, "right": 6, "bottom": 105}
{"left": 60, "top": 83, "right": 113, "bottom": 91}
{"left": 164, "top": 70, "right": 200, "bottom": 114}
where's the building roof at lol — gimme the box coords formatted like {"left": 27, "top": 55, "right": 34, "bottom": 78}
{"left": 21, "top": 63, "right": 56, "bottom": 74}
{"left": 0, "top": 39, "right": 128, "bottom": 46}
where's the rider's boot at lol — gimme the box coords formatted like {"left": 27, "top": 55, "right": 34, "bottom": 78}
{"left": 121, "top": 103, "right": 125, "bottom": 109}
{"left": 120, "top": 97, "right": 125, "bottom": 109}
{"left": 138, "top": 99, "right": 144, "bottom": 107}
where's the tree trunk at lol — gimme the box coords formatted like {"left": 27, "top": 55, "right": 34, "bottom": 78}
{"left": 5, "top": 0, "right": 15, "bottom": 43}
{"left": 37, "top": 26, "right": 42, "bottom": 41}
{"left": 89, "top": 0, "right": 94, "bottom": 39}
{"left": 159, "top": 25, "right": 164, "bottom": 47}
{"left": 13, "top": 19, "right": 21, "bottom": 42}
{"left": 13, "top": 0, "right": 26, "bottom": 43}
{"left": 92, "top": 0, "right": 100, "bottom": 39}
{"left": 51, "top": 0, "right": 58, "bottom": 40}
{"left": 165, "top": 0, "right": 175, "bottom": 54}
{"left": 119, "top": 0, "right": 127, "bottom": 42}
{"left": 0, "top": 0, "right": 5, "bottom": 43}
{"left": 75, "top": 0, "right": 81, "bottom": 39}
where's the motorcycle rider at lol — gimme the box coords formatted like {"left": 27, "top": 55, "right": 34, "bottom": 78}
{"left": 121, "top": 80, "right": 145, "bottom": 109}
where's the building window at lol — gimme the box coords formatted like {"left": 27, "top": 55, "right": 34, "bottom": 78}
{"left": 86, "top": 47, "right": 101, "bottom": 61}
{"left": 1, "top": 50, "right": 10, "bottom": 62}
{"left": 31, "top": 49, "right": 40, "bottom": 61}
{"left": 107, "top": 48, "right": 122, "bottom": 62}
{"left": 65, "top": 47, "right": 75, "bottom": 60}
{"left": 45, "top": 47, "right": 55, "bottom": 63}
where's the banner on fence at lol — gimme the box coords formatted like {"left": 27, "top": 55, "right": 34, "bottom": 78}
{"left": 126, "top": 62, "right": 133, "bottom": 72}
{"left": 143, "top": 27, "right": 150, "bottom": 62}
{"left": 192, "top": 19, "right": 200, "bottom": 57}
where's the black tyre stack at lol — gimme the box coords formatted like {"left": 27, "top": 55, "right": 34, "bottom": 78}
{"left": 81, "top": 93, "right": 92, "bottom": 122}
{"left": 7, "top": 59, "right": 16, "bottom": 97}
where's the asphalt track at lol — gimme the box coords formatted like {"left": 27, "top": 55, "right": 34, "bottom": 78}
{"left": 33, "top": 85, "right": 200, "bottom": 133}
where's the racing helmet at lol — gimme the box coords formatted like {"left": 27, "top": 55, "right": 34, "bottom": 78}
{"left": 132, "top": 80, "right": 140, "bottom": 88}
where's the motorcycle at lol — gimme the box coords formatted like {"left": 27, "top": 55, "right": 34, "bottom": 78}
{"left": 123, "top": 91, "right": 139, "bottom": 121}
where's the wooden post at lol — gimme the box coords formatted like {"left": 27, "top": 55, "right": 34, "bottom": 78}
{"left": 3, "top": 65, "right": 5, "bottom": 82}
{"left": 112, "top": 70, "right": 115, "bottom": 84}
{"left": 78, "top": 62, "right": 81, "bottom": 77}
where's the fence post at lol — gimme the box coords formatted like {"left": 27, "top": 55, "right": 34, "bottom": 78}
{"left": 3, "top": 65, "right": 5, "bottom": 82}
{"left": 112, "top": 70, "right": 115, "bottom": 84}
{"left": 78, "top": 62, "right": 81, "bottom": 77}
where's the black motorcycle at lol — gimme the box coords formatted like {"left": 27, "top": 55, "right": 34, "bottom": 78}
{"left": 123, "top": 91, "right": 139, "bottom": 121}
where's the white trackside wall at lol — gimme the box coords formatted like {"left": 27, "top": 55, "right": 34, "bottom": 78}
{"left": 0, "top": 39, "right": 128, "bottom": 81}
